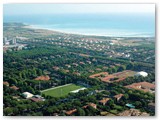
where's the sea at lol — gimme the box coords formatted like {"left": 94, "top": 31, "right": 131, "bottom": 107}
{"left": 3, "top": 13, "right": 155, "bottom": 37}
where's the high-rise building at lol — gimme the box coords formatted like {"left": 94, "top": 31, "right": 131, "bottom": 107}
{"left": 11, "top": 38, "right": 17, "bottom": 44}
{"left": 3, "top": 37, "right": 7, "bottom": 45}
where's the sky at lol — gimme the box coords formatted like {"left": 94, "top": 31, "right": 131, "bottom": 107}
{"left": 4, "top": 4, "right": 155, "bottom": 15}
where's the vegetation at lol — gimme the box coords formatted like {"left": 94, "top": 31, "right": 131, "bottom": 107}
{"left": 41, "top": 84, "right": 83, "bottom": 97}
{"left": 3, "top": 23, "right": 155, "bottom": 116}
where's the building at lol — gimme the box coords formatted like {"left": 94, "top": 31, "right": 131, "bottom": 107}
{"left": 11, "top": 38, "right": 17, "bottom": 45}
{"left": 35, "top": 75, "right": 50, "bottom": 81}
{"left": 3, "top": 81, "right": 9, "bottom": 86}
{"left": 3, "top": 37, "right": 7, "bottom": 45}
{"left": 70, "top": 88, "right": 86, "bottom": 93}
{"left": 135, "top": 71, "right": 148, "bottom": 77}
{"left": 22, "top": 92, "right": 34, "bottom": 99}
{"left": 99, "top": 98, "right": 110, "bottom": 106}
{"left": 125, "top": 82, "right": 155, "bottom": 93}
{"left": 83, "top": 103, "right": 97, "bottom": 109}
{"left": 114, "top": 94, "right": 124, "bottom": 101}
{"left": 65, "top": 109, "right": 77, "bottom": 115}
{"left": 29, "top": 97, "right": 45, "bottom": 102}
{"left": 10, "top": 86, "right": 19, "bottom": 90}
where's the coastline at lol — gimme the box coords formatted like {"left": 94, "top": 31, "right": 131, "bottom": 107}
{"left": 23, "top": 24, "right": 154, "bottom": 38}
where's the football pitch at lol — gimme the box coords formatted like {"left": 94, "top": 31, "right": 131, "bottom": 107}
{"left": 41, "top": 84, "right": 84, "bottom": 97}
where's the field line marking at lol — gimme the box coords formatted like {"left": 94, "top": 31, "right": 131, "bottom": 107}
{"left": 41, "top": 83, "right": 73, "bottom": 92}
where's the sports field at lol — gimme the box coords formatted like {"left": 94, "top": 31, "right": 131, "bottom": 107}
{"left": 41, "top": 84, "right": 84, "bottom": 97}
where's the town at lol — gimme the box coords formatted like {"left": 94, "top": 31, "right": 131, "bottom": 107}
{"left": 3, "top": 23, "right": 155, "bottom": 116}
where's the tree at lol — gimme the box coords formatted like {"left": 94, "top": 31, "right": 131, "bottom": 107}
{"left": 135, "top": 101, "right": 142, "bottom": 108}
{"left": 45, "top": 107, "right": 53, "bottom": 116}
{"left": 123, "top": 93, "right": 129, "bottom": 100}
{"left": 108, "top": 99, "right": 114, "bottom": 109}
{"left": 126, "top": 63, "right": 134, "bottom": 70}
{"left": 112, "top": 67, "right": 117, "bottom": 73}
{"left": 4, "top": 107, "right": 13, "bottom": 116}
{"left": 87, "top": 106, "right": 97, "bottom": 115}
{"left": 75, "top": 107, "right": 85, "bottom": 116}
{"left": 118, "top": 65, "right": 126, "bottom": 72}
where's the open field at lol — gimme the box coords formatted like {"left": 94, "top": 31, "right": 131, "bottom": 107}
{"left": 41, "top": 84, "right": 84, "bottom": 97}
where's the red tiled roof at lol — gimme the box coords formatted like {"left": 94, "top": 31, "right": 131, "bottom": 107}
{"left": 10, "top": 86, "right": 19, "bottom": 90}
{"left": 29, "top": 97, "right": 43, "bottom": 102}
{"left": 88, "top": 103, "right": 97, "bottom": 109}
{"left": 114, "top": 94, "right": 124, "bottom": 99}
{"left": 35, "top": 75, "right": 50, "bottom": 81}
{"left": 99, "top": 98, "right": 110, "bottom": 104}
{"left": 83, "top": 103, "right": 97, "bottom": 109}
{"left": 65, "top": 109, "right": 77, "bottom": 115}
{"left": 125, "top": 82, "right": 155, "bottom": 93}
{"left": 3, "top": 81, "right": 9, "bottom": 86}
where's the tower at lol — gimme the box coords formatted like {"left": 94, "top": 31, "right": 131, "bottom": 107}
{"left": 3, "top": 37, "right": 7, "bottom": 45}
{"left": 12, "top": 38, "right": 16, "bottom": 44}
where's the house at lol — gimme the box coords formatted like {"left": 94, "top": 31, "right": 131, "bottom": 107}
{"left": 29, "top": 97, "right": 45, "bottom": 102}
{"left": 125, "top": 82, "right": 155, "bottom": 93}
{"left": 72, "top": 63, "right": 78, "bottom": 67}
{"left": 53, "top": 66, "right": 60, "bottom": 71}
{"left": 99, "top": 98, "right": 110, "bottom": 106}
{"left": 88, "top": 103, "right": 97, "bottom": 109}
{"left": 114, "top": 94, "right": 124, "bottom": 101}
{"left": 65, "top": 109, "right": 77, "bottom": 115}
{"left": 35, "top": 75, "right": 50, "bottom": 81}
{"left": 22, "top": 92, "right": 34, "bottom": 99}
{"left": 73, "top": 72, "right": 81, "bottom": 76}
{"left": 10, "top": 86, "right": 19, "bottom": 90}
{"left": 83, "top": 103, "right": 97, "bottom": 109}
{"left": 86, "top": 61, "right": 91, "bottom": 64}
{"left": 3, "top": 81, "right": 9, "bottom": 86}
{"left": 79, "top": 62, "right": 85, "bottom": 65}
{"left": 65, "top": 64, "right": 71, "bottom": 68}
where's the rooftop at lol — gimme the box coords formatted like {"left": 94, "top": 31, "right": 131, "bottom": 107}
{"left": 114, "top": 94, "right": 124, "bottom": 99}
{"left": 35, "top": 75, "right": 50, "bottom": 81}
{"left": 99, "top": 98, "right": 110, "bottom": 104}
{"left": 3, "top": 81, "right": 9, "bottom": 86}
{"left": 10, "top": 86, "right": 19, "bottom": 90}
{"left": 125, "top": 82, "right": 155, "bottom": 93}
{"left": 65, "top": 109, "right": 77, "bottom": 115}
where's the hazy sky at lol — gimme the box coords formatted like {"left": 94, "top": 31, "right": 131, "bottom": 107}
{"left": 4, "top": 4, "right": 155, "bottom": 15}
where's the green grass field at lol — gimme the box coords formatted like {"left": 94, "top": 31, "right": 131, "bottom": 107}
{"left": 41, "top": 84, "right": 83, "bottom": 97}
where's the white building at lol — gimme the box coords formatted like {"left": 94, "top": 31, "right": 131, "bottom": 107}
{"left": 135, "top": 71, "right": 148, "bottom": 77}
{"left": 22, "top": 92, "right": 34, "bottom": 99}
{"left": 70, "top": 88, "right": 86, "bottom": 93}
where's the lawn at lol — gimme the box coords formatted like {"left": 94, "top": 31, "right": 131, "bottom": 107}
{"left": 41, "top": 84, "right": 84, "bottom": 97}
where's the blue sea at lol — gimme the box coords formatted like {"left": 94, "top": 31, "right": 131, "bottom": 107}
{"left": 4, "top": 13, "right": 155, "bottom": 37}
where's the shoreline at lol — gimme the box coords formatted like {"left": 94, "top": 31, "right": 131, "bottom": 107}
{"left": 23, "top": 23, "right": 154, "bottom": 38}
